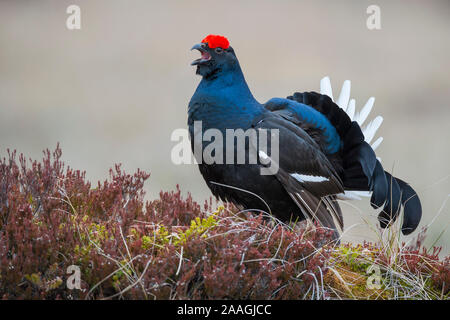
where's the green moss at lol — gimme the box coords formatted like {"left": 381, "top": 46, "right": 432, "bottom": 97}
{"left": 140, "top": 206, "right": 221, "bottom": 250}
{"left": 25, "top": 273, "right": 43, "bottom": 287}
{"left": 46, "top": 277, "right": 63, "bottom": 290}
{"left": 112, "top": 259, "right": 134, "bottom": 290}
{"left": 173, "top": 210, "right": 219, "bottom": 246}
{"left": 141, "top": 235, "right": 153, "bottom": 249}
{"left": 334, "top": 245, "right": 375, "bottom": 274}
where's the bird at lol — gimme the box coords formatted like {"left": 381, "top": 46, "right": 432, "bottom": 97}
{"left": 188, "top": 34, "right": 422, "bottom": 239}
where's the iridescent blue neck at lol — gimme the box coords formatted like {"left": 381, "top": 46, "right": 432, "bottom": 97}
{"left": 193, "top": 63, "right": 260, "bottom": 108}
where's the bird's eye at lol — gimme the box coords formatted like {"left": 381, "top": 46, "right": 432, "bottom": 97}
{"left": 215, "top": 47, "right": 223, "bottom": 54}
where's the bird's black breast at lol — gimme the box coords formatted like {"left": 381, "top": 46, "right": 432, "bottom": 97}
{"left": 198, "top": 163, "right": 296, "bottom": 221}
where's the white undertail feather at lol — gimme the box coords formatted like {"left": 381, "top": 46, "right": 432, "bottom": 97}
{"left": 346, "top": 99, "right": 356, "bottom": 121}
{"left": 356, "top": 97, "right": 375, "bottom": 126}
{"left": 319, "top": 76, "right": 383, "bottom": 150}
{"left": 291, "top": 173, "right": 330, "bottom": 183}
{"left": 363, "top": 116, "right": 383, "bottom": 144}
{"left": 336, "top": 80, "right": 351, "bottom": 112}
{"left": 371, "top": 137, "right": 383, "bottom": 151}
{"left": 320, "top": 77, "right": 334, "bottom": 101}
{"left": 320, "top": 76, "right": 384, "bottom": 200}
{"left": 336, "top": 191, "right": 371, "bottom": 200}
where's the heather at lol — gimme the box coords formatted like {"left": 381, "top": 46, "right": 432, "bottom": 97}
{"left": 0, "top": 146, "right": 448, "bottom": 299}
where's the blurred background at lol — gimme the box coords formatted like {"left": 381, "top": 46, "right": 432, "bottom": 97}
{"left": 0, "top": 0, "right": 449, "bottom": 252}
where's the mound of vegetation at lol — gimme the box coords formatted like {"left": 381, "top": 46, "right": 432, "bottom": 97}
{"left": 0, "top": 146, "right": 448, "bottom": 299}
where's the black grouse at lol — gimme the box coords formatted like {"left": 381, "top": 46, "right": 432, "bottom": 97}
{"left": 188, "top": 34, "right": 422, "bottom": 238}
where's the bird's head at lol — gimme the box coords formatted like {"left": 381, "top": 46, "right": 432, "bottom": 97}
{"left": 191, "top": 35, "right": 238, "bottom": 78}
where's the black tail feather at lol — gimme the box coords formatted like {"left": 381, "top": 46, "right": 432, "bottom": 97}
{"left": 375, "top": 172, "right": 421, "bottom": 234}
{"left": 396, "top": 178, "right": 422, "bottom": 235}
{"left": 370, "top": 160, "right": 388, "bottom": 208}
{"left": 287, "top": 91, "right": 422, "bottom": 235}
{"left": 377, "top": 171, "right": 402, "bottom": 228}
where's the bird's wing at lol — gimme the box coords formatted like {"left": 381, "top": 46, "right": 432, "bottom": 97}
{"left": 263, "top": 97, "right": 342, "bottom": 155}
{"left": 263, "top": 88, "right": 421, "bottom": 235}
{"left": 252, "top": 114, "right": 344, "bottom": 231}
{"left": 263, "top": 94, "right": 379, "bottom": 193}
{"left": 319, "top": 76, "right": 383, "bottom": 152}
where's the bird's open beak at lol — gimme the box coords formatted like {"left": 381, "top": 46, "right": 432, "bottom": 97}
{"left": 191, "top": 43, "right": 211, "bottom": 66}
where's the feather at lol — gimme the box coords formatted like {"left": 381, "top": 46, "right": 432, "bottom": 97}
{"left": 371, "top": 137, "right": 383, "bottom": 151}
{"left": 354, "top": 142, "right": 378, "bottom": 180}
{"left": 356, "top": 97, "right": 375, "bottom": 126}
{"left": 320, "top": 76, "right": 334, "bottom": 100}
{"left": 291, "top": 173, "right": 330, "bottom": 183}
{"left": 378, "top": 171, "right": 402, "bottom": 228}
{"left": 337, "top": 80, "right": 351, "bottom": 111}
{"left": 396, "top": 178, "right": 422, "bottom": 235}
{"left": 370, "top": 160, "right": 388, "bottom": 208}
{"left": 337, "top": 190, "right": 371, "bottom": 200}
{"left": 363, "top": 115, "right": 383, "bottom": 144}
{"left": 323, "top": 196, "right": 344, "bottom": 230}
{"left": 316, "top": 78, "right": 383, "bottom": 150}
{"left": 265, "top": 149, "right": 342, "bottom": 238}
{"left": 346, "top": 99, "right": 356, "bottom": 121}
{"left": 289, "top": 191, "right": 339, "bottom": 235}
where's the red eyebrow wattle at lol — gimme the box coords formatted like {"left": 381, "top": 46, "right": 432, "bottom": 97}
{"left": 201, "top": 35, "right": 230, "bottom": 49}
